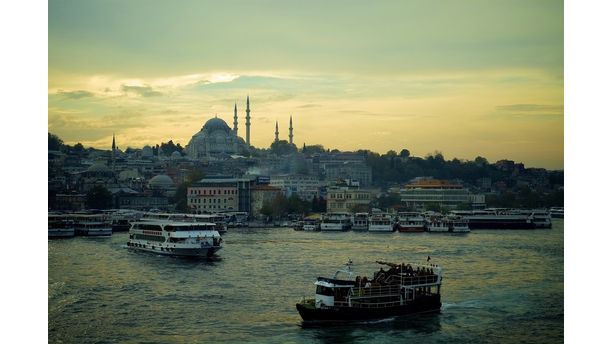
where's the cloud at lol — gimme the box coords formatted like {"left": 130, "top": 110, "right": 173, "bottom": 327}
{"left": 121, "top": 84, "right": 163, "bottom": 97}
{"left": 57, "top": 89, "right": 95, "bottom": 99}
{"left": 496, "top": 104, "right": 563, "bottom": 112}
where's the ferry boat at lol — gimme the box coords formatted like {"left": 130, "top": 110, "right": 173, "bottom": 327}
{"left": 296, "top": 260, "right": 442, "bottom": 322}
{"left": 48, "top": 214, "right": 75, "bottom": 238}
{"left": 510, "top": 209, "right": 551, "bottom": 228}
{"left": 352, "top": 213, "right": 369, "bottom": 231}
{"left": 396, "top": 212, "right": 426, "bottom": 232}
{"left": 368, "top": 213, "right": 395, "bottom": 232}
{"left": 448, "top": 216, "right": 470, "bottom": 233}
{"left": 320, "top": 213, "right": 352, "bottom": 231}
{"left": 550, "top": 207, "right": 564, "bottom": 219}
{"left": 140, "top": 212, "right": 227, "bottom": 234}
{"left": 110, "top": 210, "right": 141, "bottom": 232}
{"left": 427, "top": 217, "right": 450, "bottom": 232}
{"left": 463, "top": 210, "right": 535, "bottom": 229}
{"left": 70, "top": 213, "right": 113, "bottom": 236}
{"left": 127, "top": 220, "right": 222, "bottom": 257}
{"left": 303, "top": 218, "right": 321, "bottom": 231}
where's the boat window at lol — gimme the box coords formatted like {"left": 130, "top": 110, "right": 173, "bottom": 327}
{"left": 316, "top": 285, "right": 335, "bottom": 296}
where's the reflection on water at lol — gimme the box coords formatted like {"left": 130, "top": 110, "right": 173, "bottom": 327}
{"left": 49, "top": 220, "right": 563, "bottom": 343}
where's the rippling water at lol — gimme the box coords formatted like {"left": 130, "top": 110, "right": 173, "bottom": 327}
{"left": 49, "top": 220, "right": 563, "bottom": 343}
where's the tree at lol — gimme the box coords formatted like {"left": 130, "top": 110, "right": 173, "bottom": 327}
{"left": 400, "top": 149, "right": 411, "bottom": 158}
{"left": 86, "top": 185, "right": 113, "bottom": 209}
{"left": 174, "top": 169, "right": 206, "bottom": 213}
{"left": 270, "top": 140, "right": 298, "bottom": 156}
{"left": 48, "top": 133, "right": 64, "bottom": 151}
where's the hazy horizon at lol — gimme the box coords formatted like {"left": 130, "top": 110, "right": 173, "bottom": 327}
{"left": 49, "top": 0, "right": 563, "bottom": 169}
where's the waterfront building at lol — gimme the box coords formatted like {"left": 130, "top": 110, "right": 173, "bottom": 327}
{"left": 326, "top": 185, "right": 371, "bottom": 213}
{"left": 270, "top": 174, "right": 321, "bottom": 201}
{"left": 187, "top": 176, "right": 256, "bottom": 214}
{"left": 399, "top": 179, "right": 485, "bottom": 210}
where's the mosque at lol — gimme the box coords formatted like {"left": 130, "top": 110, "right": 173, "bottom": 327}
{"left": 185, "top": 96, "right": 296, "bottom": 159}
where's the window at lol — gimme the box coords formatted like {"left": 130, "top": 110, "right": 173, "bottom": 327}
{"left": 316, "top": 285, "right": 335, "bottom": 296}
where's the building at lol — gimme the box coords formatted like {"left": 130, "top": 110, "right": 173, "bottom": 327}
{"left": 400, "top": 179, "right": 485, "bottom": 210}
{"left": 326, "top": 185, "right": 371, "bottom": 213}
{"left": 250, "top": 185, "right": 282, "bottom": 218}
{"left": 270, "top": 174, "right": 320, "bottom": 201}
{"left": 323, "top": 161, "right": 372, "bottom": 187}
{"left": 187, "top": 176, "right": 256, "bottom": 214}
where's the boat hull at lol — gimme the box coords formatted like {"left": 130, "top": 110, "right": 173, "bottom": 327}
{"left": 397, "top": 226, "right": 425, "bottom": 233}
{"left": 48, "top": 228, "right": 75, "bottom": 238}
{"left": 296, "top": 295, "right": 441, "bottom": 322}
{"left": 467, "top": 221, "right": 535, "bottom": 230}
{"left": 127, "top": 242, "right": 221, "bottom": 257}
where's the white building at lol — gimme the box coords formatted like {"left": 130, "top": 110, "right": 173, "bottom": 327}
{"left": 270, "top": 174, "right": 321, "bottom": 201}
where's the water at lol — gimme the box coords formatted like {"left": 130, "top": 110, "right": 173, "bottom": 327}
{"left": 49, "top": 220, "right": 563, "bottom": 343}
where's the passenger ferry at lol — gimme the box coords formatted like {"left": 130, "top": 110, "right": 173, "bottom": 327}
{"left": 70, "top": 213, "right": 113, "bottom": 236}
{"left": 368, "top": 213, "right": 395, "bottom": 232}
{"left": 352, "top": 213, "right": 369, "bottom": 231}
{"left": 48, "top": 214, "right": 75, "bottom": 238}
{"left": 517, "top": 209, "right": 552, "bottom": 228}
{"left": 296, "top": 260, "right": 442, "bottom": 322}
{"left": 463, "top": 210, "right": 535, "bottom": 229}
{"left": 127, "top": 220, "right": 222, "bottom": 257}
{"left": 110, "top": 210, "right": 141, "bottom": 232}
{"left": 550, "top": 207, "right": 564, "bottom": 219}
{"left": 303, "top": 218, "right": 321, "bottom": 231}
{"left": 427, "top": 217, "right": 450, "bottom": 232}
{"left": 396, "top": 212, "right": 426, "bottom": 232}
{"left": 320, "top": 213, "right": 352, "bottom": 231}
{"left": 140, "top": 212, "right": 227, "bottom": 234}
{"left": 449, "top": 216, "right": 470, "bottom": 233}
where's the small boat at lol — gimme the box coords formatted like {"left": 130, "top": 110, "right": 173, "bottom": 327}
{"left": 296, "top": 260, "right": 442, "bottom": 323}
{"left": 127, "top": 220, "right": 222, "bottom": 257}
{"left": 303, "top": 218, "right": 321, "bottom": 231}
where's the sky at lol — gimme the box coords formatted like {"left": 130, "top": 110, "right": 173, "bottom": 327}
{"left": 48, "top": 0, "right": 564, "bottom": 169}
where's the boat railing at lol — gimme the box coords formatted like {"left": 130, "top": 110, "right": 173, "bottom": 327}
{"left": 376, "top": 273, "right": 439, "bottom": 286}
{"left": 350, "top": 285, "right": 400, "bottom": 298}
{"left": 334, "top": 299, "right": 403, "bottom": 309}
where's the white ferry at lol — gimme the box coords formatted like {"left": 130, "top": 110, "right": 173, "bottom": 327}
{"left": 48, "top": 214, "right": 75, "bottom": 238}
{"left": 320, "top": 213, "right": 352, "bottom": 231}
{"left": 515, "top": 209, "right": 552, "bottom": 228}
{"left": 70, "top": 213, "right": 113, "bottom": 236}
{"left": 368, "top": 213, "right": 395, "bottom": 232}
{"left": 449, "top": 216, "right": 470, "bottom": 233}
{"left": 427, "top": 217, "right": 450, "bottom": 233}
{"left": 396, "top": 212, "right": 426, "bottom": 233}
{"left": 127, "top": 220, "right": 222, "bottom": 257}
{"left": 141, "top": 212, "right": 227, "bottom": 234}
{"left": 352, "top": 213, "right": 369, "bottom": 231}
{"left": 550, "top": 207, "right": 564, "bottom": 219}
{"left": 303, "top": 218, "right": 321, "bottom": 231}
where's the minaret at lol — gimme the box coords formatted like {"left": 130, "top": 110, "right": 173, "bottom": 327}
{"left": 233, "top": 102, "right": 238, "bottom": 135}
{"left": 289, "top": 115, "right": 294, "bottom": 145}
{"left": 245, "top": 96, "right": 251, "bottom": 146}
{"left": 111, "top": 133, "right": 116, "bottom": 170}
{"left": 275, "top": 121, "right": 279, "bottom": 142}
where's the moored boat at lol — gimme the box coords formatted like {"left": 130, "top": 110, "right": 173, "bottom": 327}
{"left": 127, "top": 220, "right": 222, "bottom": 257}
{"left": 48, "top": 214, "right": 75, "bottom": 238}
{"left": 351, "top": 212, "right": 369, "bottom": 231}
{"left": 296, "top": 260, "right": 442, "bottom": 323}
{"left": 396, "top": 212, "right": 426, "bottom": 233}
{"left": 427, "top": 217, "right": 450, "bottom": 233}
{"left": 320, "top": 213, "right": 352, "bottom": 231}
{"left": 368, "top": 213, "right": 395, "bottom": 232}
{"left": 69, "top": 213, "right": 113, "bottom": 236}
{"left": 303, "top": 218, "right": 321, "bottom": 231}
{"left": 550, "top": 207, "right": 564, "bottom": 219}
{"left": 448, "top": 216, "right": 470, "bottom": 233}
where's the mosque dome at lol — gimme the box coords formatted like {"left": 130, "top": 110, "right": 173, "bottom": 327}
{"left": 148, "top": 174, "right": 175, "bottom": 189}
{"left": 170, "top": 151, "right": 182, "bottom": 160}
{"left": 203, "top": 117, "right": 231, "bottom": 133}
{"left": 142, "top": 145, "right": 153, "bottom": 157}
{"left": 87, "top": 162, "right": 111, "bottom": 173}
